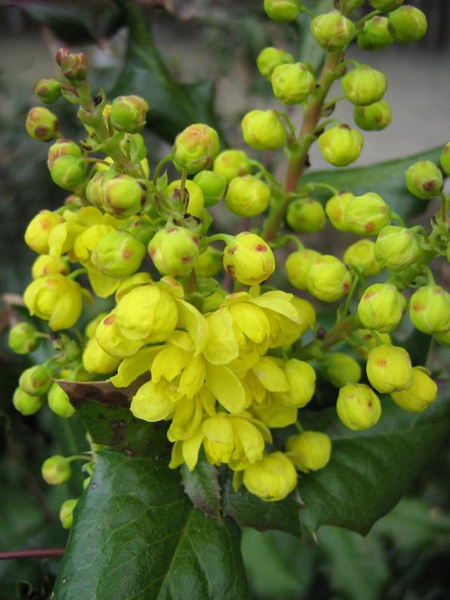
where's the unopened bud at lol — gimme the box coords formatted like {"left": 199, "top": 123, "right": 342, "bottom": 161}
{"left": 60, "top": 498, "right": 79, "bottom": 529}
{"left": 60, "top": 52, "right": 88, "bottom": 81}
{"left": 285, "top": 249, "right": 322, "bottom": 290}
{"left": 264, "top": 0, "right": 301, "bottom": 24}
{"left": 42, "top": 455, "right": 72, "bottom": 485}
{"left": 173, "top": 124, "right": 220, "bottom": 174}
{"left": 149, "top": 226, "right": 200, "bottom": 276}
{"left": 241, "top": 110, "right": 286, "bottom": 151}
{"left": 256, "top": 47, "right": 294, "bottom": 80}
{"left": 366, "top": 344, "right": 412, "bottom": 393}
{"left": 357, "top": 17, "right": 393, "bottom": 51}
{"left": 323, "top": 353, "right": 361, "bottom": 388}
{"left": 223, "top": 232, "right": 275, "bottom": 286}
{"left": 318, "top": 125, "right": 364, "bottom": 167}
{"left": 243, "top": 452, "right": 297, "bottom": 502}
{"left": 48, "top": 383, "right": 76, "bottom": 418}
{"left": 8, "top": 323, "right": 40, "bottom": 355}
{"left": 311, "top": 10, "right": 356, "bottom": 52}
{"left": 195, "top": 247, "right": 223, "bottom": 277}
{"left": 325, "top": 192, "right": 354, "bottom": 232}
{"left": 357, "top": 283, "right": 406, "bottom": 332}
{"left": 286, "top": 198, "right": 326, "bottom": 233}
{"left": 82, "top": 337, "right": 121, "bottom": 375}
{"left": 405, "top": 161, "right": 443, "bottom": 200}
{"left": 26, "top": 107, "right": 59, "bottom": 141}
{"left": 369, "top": 0, "right": 403, "bottom": 12}
{"left": 91, "top": 230, "right": 146, "bottom": 278}
{"left": 193, "top": 170, "right": 227, "bottom": 207}
{"left": 354, "top": 100, "right": 391, "bottom": 131}
{"left": 226, "top": 175, "right": 271, "bottom": 217}
{"left": 13, "top": 388, "right": 44, "bottom": 416}
{"left": 388, "top": 6, "right": 427, "bottom": 43}
{"left": 286, "top": 431, "right": 332, "bottom": 472}
{"left": 103, "top": 175, "right": 147, "bottom": 218}
{"left": 25, "top": 210, "right": 63, "bottom": 255}
{"left": 50, "top": 155, "right": 87, "bottom": 191}
{"left": 343, "top": 239, "right": 383, "bottom": 276}
{"left": 19, "top": 366, "right": 52, "bottom": 397}
{"left": 55, "top": 48, "right": 71, "bottom": 66}
{"left": 344, "top": 192, "right": 391, "bottom": 236}
{"left": 126, "top": 218, "right": 154, "bottom": 246}
{"left": 307, "top": 255, "right": 352, "bottom": 302}
{"left": 353, "top": 329, "right": 391, "bottom": 358}
{"left": 47, "top": 139, "right": 82, "bottom": 170}
{"left": 391, "top": 367, "right": 437, "bottom": 412}
{"left": 213, "top": 150, "right": 251, "bottom": 182}
{"left": 440, "top": 142, "right": 450, "bottom": 176}
{"left": 165, "top": 179, "right": 205, "bottom": 217}
{"left": 111, "top": 95, "right": 149, "bottom": 134}
{"left": 341, "top": 65, "right": 387, "bottom": 106}
{"left": 271, "top": 62, "right": 315, "bottom": 105}
{"left": 34, "top": 78, "right": 62, "bottom": 104}
{"left": 337, "top": 383, "right": 381, "bottom": 431}
{"left": 410, "top": 285, "right": 450, "bottom": 334}
{"left": 374, "top": 225, "right": 421, "bottom": 271}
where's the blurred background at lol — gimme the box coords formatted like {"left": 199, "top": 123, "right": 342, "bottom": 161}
{"left": 0, "top": 1, "right": 449, "bottom": 598}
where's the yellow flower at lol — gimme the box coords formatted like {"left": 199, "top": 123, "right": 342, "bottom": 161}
{"left": 82, "top": 337, "right": 121, "bottom": 375}
{"left": 286, "top": 431, "right": 332, "bottom": 473}
{"left": 242, "top": 452, "right": 297, "bottom": 502}
{"left": 25, "top": 210, "right": 63, "bottom": 254}
{"left": 391, "top": 367, "right": 437, "bottom": 413}
{"left": 336, "top": 383, "right": 381, "bottom": 431}
{"left": 24, "top": 275, "right": 83, "bottom": 331}
{"left": 31, "top": 254, "right": 70, "bottom": 279}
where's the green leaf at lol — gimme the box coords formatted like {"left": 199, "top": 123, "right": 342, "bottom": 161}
{"left": 303, "top": 147, "right": 442, "bottom": 219}
{"left": 111, "top": 0, "right": 224, "bottom": 143}
{"left": 181, "top": 453, "right": 221, "bottom": 519}
{"left": 221, "top": 476, "right": 302, "bottom": 537}
{"left": 298, "top": 386, "right": 450, "bottom": 535}
{"left": 53, "top": 450, "right": 248, "bottom": 600}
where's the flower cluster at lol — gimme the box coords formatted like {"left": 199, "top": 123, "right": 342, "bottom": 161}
{"left": 7, "top": 1, "right": 449, "bottom": 524}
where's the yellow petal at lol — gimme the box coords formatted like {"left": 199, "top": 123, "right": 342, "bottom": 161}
{"left": 111, "top": 347, "right": 161, "bottom": 388}
{"left": 229, "top": 302, "right": 270, "bottom": 344}
{"left": 178, "top": 355, "right": 206, "bottom": 399}
{"left": 205, "top": 363, "right": 246, "bottom": 414}
{"left": 203, "top": 308, "right": 239, "bottom": 365}
{"left": 130, "top": 381, "right": 175, "bottom": 422}
{"left": 168, "top": 397, "right": 203, "bottom": 442}
{"left": 88, "top": 269, "right": 120, "bottom": 299}
{"left": 252, "top": 357, "right": 290, "bottom": 392}
{"left": 232, "top": 418, "right": 265, "bottom": 464}
{"left": 252, "top": 291, "right": 300, "bottom": 322}
{"left": 176, "top": 299, "right": 209, "bottom": 355}
{"left": 151, "top": 346, "right": 190, "bottom": 383}
{"left": 181, "top": 427, "right": 204, "bottom": 471}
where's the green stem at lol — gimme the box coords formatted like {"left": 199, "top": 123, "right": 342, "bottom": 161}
{"left": 295, "top": 421, "right": 304, "bottom": 433}
{"left": 322, "top": 94, "right": 346, "bottom": 111}
{"left": 206, "top": 233, "right": 234, "bottom": 245}
{"left": 179, "top": 169, "right": 188, "bottom": 205}
{"left": 67, "top": 268, "right": 87, "bottom": 281}
{"left": 356, "top": 10, "right": 381, "bottom": 28}
{"left": 391, "top": 212, "right": 406, "bottom": 226}
{"left": 370, "top": 330, "right": 384, "bottom": 346}
{"left": 277, "top": 112, "right": 297, "bottom": 140}
{"left": 441, "top": 192, "right": 448, "bottom": 221}
{"left": 153, "top": 154, "right": 173, "bottom": 185}
{"left": 248, "top": 160, "right": 279, "bottom": 186}
{"left": 304, "top": 182, "right": 339, "bottom": 196}
{"left": 341, "top": 274, "right": 359, "bottom": 316}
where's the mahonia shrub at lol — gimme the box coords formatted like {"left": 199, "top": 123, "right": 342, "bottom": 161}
{"left": 8, "top": 0, "right": 449, "bottom": 539}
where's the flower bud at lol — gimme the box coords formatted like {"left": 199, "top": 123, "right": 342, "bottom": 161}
{"left": 286, "top": 431, "right": 332, "bottom": 472}
{"left": 440, "top": 142, "right": 450, "bottom": 176}
{"left": 353, "top": 329, "right": 391, "bottom": 358}
{"left": 50, "top": 155, "right": 87, "bottom": 191}
{"left": 86, "top": 171, "right": 108, "bottom": 208}
{"left": 336, "top": 383, "right": 381, "bottom": 431}
{"left": 60, "top": 52, "right": 88, "bottom": 81}
{"left": 357, "top": 17, "right": 393, "bottom": 51}
{"left": 357, "top": 283, "right": 406, "bottom": 332}
{"left": 82, "top": 337, "right": 121, "bottom": 375}
{"left": 325, "top": 192, "right": 354, "bottom": 232}
{"left": 243, "top": 452, "right": 297, "bottom": 501}
{"left": 13, "top": 388, "right": 44, "bottom": 415}
{"left": 391, "top": 367, "right": 437, "bottom": 412}
{"left": 225, "top": 175, "right": 271, "bottom": 217}
{"left": 195, "top": 247, "right": 223, "bottom": 277}
{"left": 369, "top": 0, "right": 403, "bottom": 12}
{"left": 173, "top": 124, "right": 220, "bottom": 174}
{"left": 366, "top": 344, "right": 412, "bottom": 393}
{"left": 285, "top": 249, "right": 322, "bottom": 290}
{"left": 19, "top": 365, "right": 52, "bottom": 397}
{"left": 166, "top": 179, "right": 205, "bottom": 217}
{"left": 241, "top": 109, "right": 286, "bottom": 151}
{"left": 278, "top": 359, "right": 316, "bottom": 408}
{"left": 388, "top": 6, "right": 427, "bottom": 43}
{"left": 264, "top": 0, "right": 301, "bottom": 23}
{"left": 405, "top": 161, "right": 443, "bottom": 200}
{"left": 103, "top": 175, "right": 147, "bottom": 218}
{"left": 149, "top": 226, "right": 200, "bottom": 276}
{"left": 271, "top": 62, "right": 315, "bottom": 105}
{"left": 256, "top": 47, "right": 294, "bottom": 80}
{"left": 410, "top": 285, "right": 450, "bottom": 334}
{"left": 311, "top": 11, "right": 356, "bottom": 52}
{"left": 341, "top": 65, "right": 387, "bottom": 107}
{"left": 193, "top": 170, "right": 227, "bottom": 207}
{"left": 344, "top": 240, "right": 383, "bottom": 276}
{"left": 374, "top": 225, "right": 421, "bottom": 271}
{"left": 307, "top": 255, "right": 352, "bottom": 302}
{"left": 48, "top": 383, "right": 76, "bottom": 418}
{"left": 47, "top": 139, "right": 82, "bottom": 170}
{"left": 8, "top": 323, "right": 40, "bottom": 355}
{"left": 33, "top": 78, "right": 62, "bottom": 104}
{"left": 60, "top": 498, "right": 79, "bottom": 529}
{"left": 25, "top": 107, "right": 59, "bottom": 141}
{"left": 24, "top": 275, "right": 83, "bottom": 331}
{"left": 435, "top": 330, "right": 450, "bottom": 347}
{"left": 213, "top": 150, "right": 251, "bottom": 182}
{"left": 286, "top": 198, "right": 326, "bottom": 233}
{"left": 124, "top": 218, "right": 153, "bottom": 246}
{"left": 323, "top": 353, "right": 361, "bottom": 388}
{"left": 354, "top": 100, "right": 391, "bottom": 131}
{"left": 91, "top": 230, "right": 146, "bottom": 278}
{"left": 110, "top": 95, "right": 149, "bottom": 133}
{"left": 42, "top": 455, "right": 72, "bottom": 485}
{"left": 25, "top": 210, "right": 63, "bottom": 255}
{"left": 223, "top": 232, "right": 275, "bottom": 286}
{"left": 318, "top": 125, "right": 364, "bottom": 167}
{"left": 344, "top": 192, "right": 391, "bottom": 236}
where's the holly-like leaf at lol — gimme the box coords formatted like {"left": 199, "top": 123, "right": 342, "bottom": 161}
{"left": 53, "top": 450, "right": 248, "bottom": 600}
{"left": 303, "top": 147, "right": 442, "bottom": 219}
{"left": 181, "top": 453, "right": 222, "bottom": 519}
{"left": 297, "top": 385, "right": 450, "bottom": 535}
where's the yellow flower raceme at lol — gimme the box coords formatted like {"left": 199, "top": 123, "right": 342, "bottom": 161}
{"left": 24, "top": 275, "right": 83, "bottom": 331}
